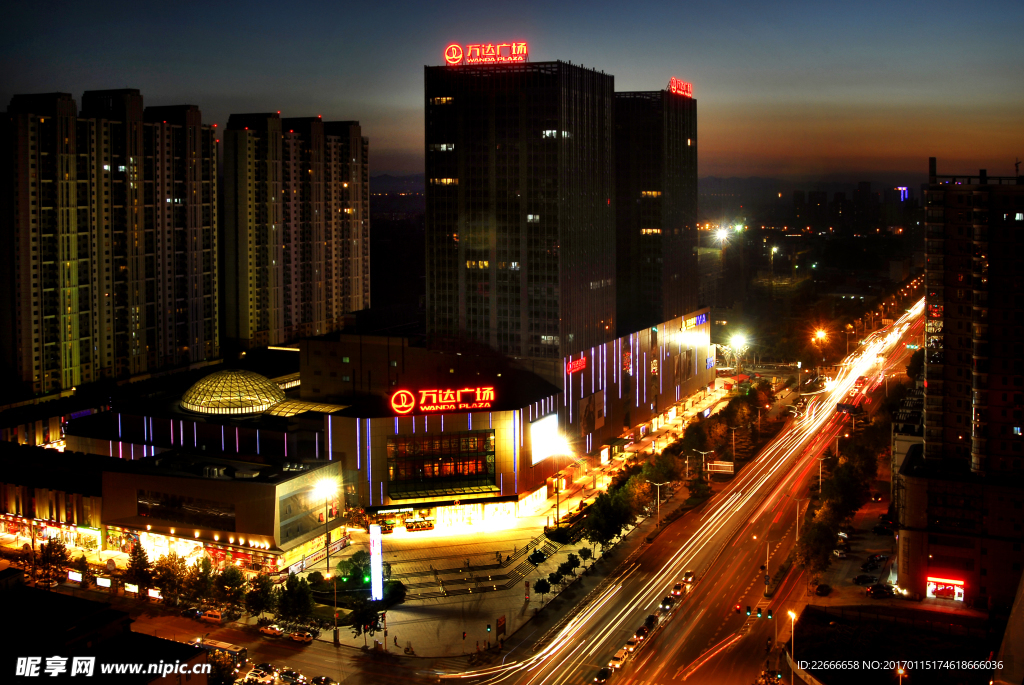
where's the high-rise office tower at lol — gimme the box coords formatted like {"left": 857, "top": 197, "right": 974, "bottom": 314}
{"left": 223, "top": 115, "right": 368, "bottom": 351}
{"left": 896, "top": 158, "right": 1024, "bottom": 608}
{"left": 424, "top": 58, "right": 616, "bottom": 361}
{"left": 0, "top": 90, "right": 219, "bottom": 396}
{"left": 614, "top": 81, "right": 698, "bottom": 334}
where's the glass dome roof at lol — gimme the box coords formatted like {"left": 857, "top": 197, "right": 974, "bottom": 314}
{"left": 180, "top": 369, "right": 286, "bottom": 415}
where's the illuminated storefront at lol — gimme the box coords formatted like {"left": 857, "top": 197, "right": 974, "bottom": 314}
{"left": 926, "top": 576, "right": 965, "bottom": 602}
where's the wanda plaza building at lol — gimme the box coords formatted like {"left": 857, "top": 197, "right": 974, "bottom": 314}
{"left": 61, "top": 310, "right": 711, "bottom": 573}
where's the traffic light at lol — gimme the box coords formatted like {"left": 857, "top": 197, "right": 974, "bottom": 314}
{"left": 746, "top": 606, "right": 751, "bottom": 616}
{"left": 462, "top": 632, "right": 467, "bottom": 640}
{"left": 735, "top": 604, "right": 741, "bottom": 613}
{"left": 486, "top": 624, "right": 491, "bottom": 632}
{"left": 756, "top": 608, "right": 762, "bottom": 618}
{"left": 767, "top": 609, "right": 773, "bottom": 620}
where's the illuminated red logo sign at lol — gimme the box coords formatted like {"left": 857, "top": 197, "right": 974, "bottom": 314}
{"left": 390, "top": 387, "right": 496, "bottom": 414}
{"left": 668, "top": 77, "right": 693, "bottom": 98}
{"left": 444, "top": 44, "right": 464, "bottom": 66}
{"left": 391, "top": 390, "right": 416, "bottom": 415}
{"left": 443, "top": 42, "right": 528, "bottom": 66}
{"left": 566, "top": 357, "right": 587, "bottom": 374}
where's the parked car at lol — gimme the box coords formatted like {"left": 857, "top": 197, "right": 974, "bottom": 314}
{"left": 594, "top": 667, "right": 612, "bottom": 683}
{"left": 255, "top": 663, "right": 278, "bottom": 676}
{"left": 870, "top": 492, "right": 883, "bottom": 502}
{"left": 634, "top": 625, "right": 649, "bottom": 641}
{"left": 644, "top": 614, "right": 659, "bottom": 629}
{"left": 832, "top": 550, "right": 847, "bottom": 559}
{"left": 179, "top": 606, "right": 199, "bottom": 618}
{"left": 660, "top": 596, "right": 675, "bottom": 610}
{"left": 853, "top": 574, "right": 878, "bottom": 585}
{"left": 625, "top": 637, "right": 639, "bottom": 653}
{"left": 311, "top": 678, "right": 335, "bottom": 685}
{"left": 837, "top": 531, "right": 849, "bottom": 539}
{"left": 867, "top": 584, "right": 895, "bottom": 599}
{"left": 671, "top": 583, "right": 684, "bottom": 596}
{"left": 259, "top": 624, "right": 284, "bottom": 637}
{"left": 869, "top": 554, "right": 890, "bottom": 563}
{"left": 682, "top": 570, "right": 695, "bottom": 584}
{"left": 861, "top": 561, "right": 879, "bottom": 572}
{"left": 290, "top": 631, "right": 314, "bottom": 644}
{"left": 608, "top": 648, "right": 628, "bottom": 669}
{"left": 244, "top": 670, "right": 275, "bottom": 685}
{"left": 200, "top": 610, "right": 222, "bottom": 624}
{"left": 815, "top": 584, "right": 832, "bottom": 596}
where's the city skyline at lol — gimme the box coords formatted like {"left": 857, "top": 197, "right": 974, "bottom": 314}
{"left": 2, "top": 0, "right": 1020, "bottom": 180}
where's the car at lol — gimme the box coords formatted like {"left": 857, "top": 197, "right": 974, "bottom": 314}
{"left": 259, "top": 624, "right": 284, "bottom": 637}
{"left": 251, "top": 663, "right": 276, "bottom": 679}
{"left": 815, "top": 583, "right": 832, "bottom": 596}
{"left": 244, "top": 670, "right": 275, "bottom": 685}
{"left": 867, "top": 584, "right": 895, "bottom": 599}
{"left": 872, "top": 525, "right": 893, "bottom": 535}
{"left": 837, "top": 531, "right": 849, "bottom": 539}
{"left": 853, "top": 574, "right": 878, "bottom": 585}
{"left": 311, "top": 679, "right": 336, "bottom": 685}
{"left": 870, "top": 493, "right": 883, "bottom": 502}
{"left": 625, "top": 637, "right": 639, "bottom": 653}
{"left": 290, "top": 631, "right": 314, "bottom": 644}
{"left": 608, "top": 648, "right": 628, "bottom": 669}
{"left": 861, "top": 564, "right": 879, "bottom": 574}
{"left": 671, "top": 583, "right": 684, "bottom": 596}
{"left": 660, "top": 596, "right": 675, "bottom": 610}
{"left": 682, "top": 570, "right": 695, "bottom": 584}
{"left": 832, "top": 549, "right": 847, "bottom": 559}
{"left": 180, "top": 606, "right": 199, "bottom": 618}
{"left": 200, "top": 610, "right": 222, "bottom": 624}
{"left": 279, "top": 669, "right": 307, "bottom": 684}
{"left": 644, "top": 614, "right": 659, "bottom": 629}
{"left": 869, "top": 554, "right": 890, "bottom": 563}
{"left": 634, "top": 625, "right": 649, "bottom": 641}
{"left": 594, "top": 667, "right": 612, "bottom": 683}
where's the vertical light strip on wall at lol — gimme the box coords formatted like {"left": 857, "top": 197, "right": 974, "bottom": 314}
{"left": 356, "top": 419, "right": 361, "bottom": 469}
{"left": 328, "top": 416, "right": 333, "bottom": 461}
{"left": 512, "top": 410, "right": 518, "bottom": 494}
{"left": 194, "top": 423, "right": 197, "bottom": 447}
{"left": 235, "top": 427, "right": 240, "bottom": 453}
{"left": 221, "top": 426, "right": 225, "bottom": 451}
{"left": 367, "top": 419, "right": 372, "bottom": 505}
{"left": 257, "top": 429, "right": 260, "bottom": 455}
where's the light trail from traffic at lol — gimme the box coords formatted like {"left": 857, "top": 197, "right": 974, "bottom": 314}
{"left": 442, "top": 298, "right": 925, "bottom": 685}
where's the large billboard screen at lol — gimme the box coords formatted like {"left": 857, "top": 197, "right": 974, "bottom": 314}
{"left": 369, "top": 524, "right": 384, "bottom": 601}
{"left": 530, "top": 414, "right": 560, "bottom": 465}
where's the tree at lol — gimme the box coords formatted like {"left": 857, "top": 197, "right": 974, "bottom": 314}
{"left": 124, "top": 541, "right": 152, "bottom": 591}
{"left": 217, "top": 564, "right": 247, "bottom": 606}
{"left": 276, "top": 572, "right": 315, "bottom": 622}
{"left": 566, "top": 553, "right": 580, "bottom": 575}
{"left": 687, "top": 463, "right": 711, "bottom": 501}
{"left": 206, "top": 649, "right": 236, "bottom": 685}
{"left": 548, "top": 571, "right": 564, "bottom": 588}
{"left": 533, "top": 578, "right": 551, "bottom": 602}
{"left": 795, "top": 520, "right": 834, "bottom": 579}
{"left": 184, "top": 556, "right": 215, "bottom": 603}
{"left": 578, "top": 547, "right": 593, "bottom": 567}
{"left": 527, "top": 549, "right": 546, "bottom": 566}
{"left": 74, "top": 554, "right": 93, "bottom": 589}
{"left": 557, "top": 560, "right": 574, "bottom": 578}
{"left": 245, "top": 573, "right": 276, "bottom": 617}
{"left": 348, "top": 600, "right": 382, "bottom": 647}
{"left": 152, "top": 553, "right": 187, "bottom": 605}
{"left": 38, "top": 537, "right": 70, "bottom": 587}
{"left": 623, "top": 474, "right": 653, "bottom": 518}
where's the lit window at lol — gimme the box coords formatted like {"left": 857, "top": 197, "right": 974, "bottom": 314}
{"left": 342, "top": 356, "right": 350, "bottom": 363}
{"left": 510, "top": 262, "right": 520, "bottom": 271}
{"left": 542, "top": 130, "right": 557, "bottom": 138}
{"left": 466, "top": 260, "right": 477, "bottom": 269}
{"left": 430, "top": 97, "right": 453, "bottom": 105}
{"left": 428, "top": 143, "right": 454, "bottom": 152}
{"left": 479, "top": 261, "right": 489, "bottom": 269}
{"left": 527, "top": 214, "right": 540, "bottom": 223}
{"left": 103, "top": 164, "right": 110, "bottom": 171}
{"left": 640, "top": 228, "right": 662, "bottom": 235}
{"left": 1015, "top": 427, "right": 1022, "bottom": 436}
{"left": 430, "top": 178, "right": 458, "bottom": 185}
{"left": 1016, "top": 213, "right": 1024, "bottom": 221}
{"left": 641, "top": 191, "right": 662, "bottom": 198}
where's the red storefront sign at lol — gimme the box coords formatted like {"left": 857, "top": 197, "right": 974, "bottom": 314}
{"left": 566, "top": 357, "right": 587, "bottom": 374}
{"left": 391, "top": 386, "right": 496, "bottom": 415}
{"left": 668, "top": 77, "right": 693, "bottom": 97}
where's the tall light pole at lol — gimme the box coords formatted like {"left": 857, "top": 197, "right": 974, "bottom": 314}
{"left": 313, "top": 478, "right": 339, "bottom": 645}
{"left": 788, "top": 610, "right": 797, "bottom": 685}
{"left": 770, "top": 246, "right": 778, "bottom": 304}
{"left": 753, "top": 533, "right": 773, "bottom": 596}
{"left": 836, "top": 432, "right": 848, "bottom": 459}
{"left": 818, "top": 456, "right": 826, "bottom": 494}
{"left": 652, "top": 482, "right": 669, "bottom": 527}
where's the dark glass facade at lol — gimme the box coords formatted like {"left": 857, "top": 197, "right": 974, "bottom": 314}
{"left": 386, "top": 429, "right": 497, "bottom": 498}
{"left": 614, "top": 89, "right": 698, "bottom": 336}
{"left": 424, "top": 61, "right": 616, "bottom": 360}
{"left": 137, "top": 489, "right": 236, "bottom": 530}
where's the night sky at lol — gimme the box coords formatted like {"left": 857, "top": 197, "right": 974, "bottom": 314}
{"left": 3, "top": 0, "right": 1021, "bottom": 180}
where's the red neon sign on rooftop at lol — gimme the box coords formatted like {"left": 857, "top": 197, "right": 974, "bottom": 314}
{"left": 668, "top": 77, "right": 693, "bottom": 98}
{"left": 444, "top": 42, "right": 528, "bottom": 66}
{"left": 391, "top": 386, "right": 496, "bottom": 415}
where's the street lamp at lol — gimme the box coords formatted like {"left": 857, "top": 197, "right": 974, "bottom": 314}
{"left": 836, "top": 432, "right": 849, "bottom": 459}
{"left": 652, "top": 481, "right": 669, "bottom": 528}
{"left": 788, "top": 610, "right": 797, "bottom": 685}
{"left": 897, "top": 666, "right": 906, "bottom": 684}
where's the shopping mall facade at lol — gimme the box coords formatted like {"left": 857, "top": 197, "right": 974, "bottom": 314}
{"left": 51, "top": 307, "right": 712, "bottom": 574}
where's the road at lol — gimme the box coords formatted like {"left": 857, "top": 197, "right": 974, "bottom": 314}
{"left": 129, "top": 300, "right": 924, "bottom": 685}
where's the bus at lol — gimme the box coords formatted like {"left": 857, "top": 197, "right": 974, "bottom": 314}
{"left": 191, "top": 638, "right": 248, "bottom": 672}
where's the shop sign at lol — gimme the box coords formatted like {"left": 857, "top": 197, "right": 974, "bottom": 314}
{"left": 377, "top": 508, "right": 414, "bottom": 515}
{"left": 445, "top": 42, "right": 528, "bottom": 66}
{"left": 68, "top": 570, "right": 82, "bottom": 582}
{"left": 125, "top": 583, "right": 138, "bottom": 594}
{"left": 668, "top": 77, "right": 693, "bottom": 97}
{"left": 685, "top": 313, "right": 707, "bottom": 329}
{"left": 391, "top": 386, "right": 495, "bottom": 415}
{"left": 96, "top": 577, "right": 111, "bottom": 588}
{"left": 566, "top": 357, "right": 586, "bottom": 374}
